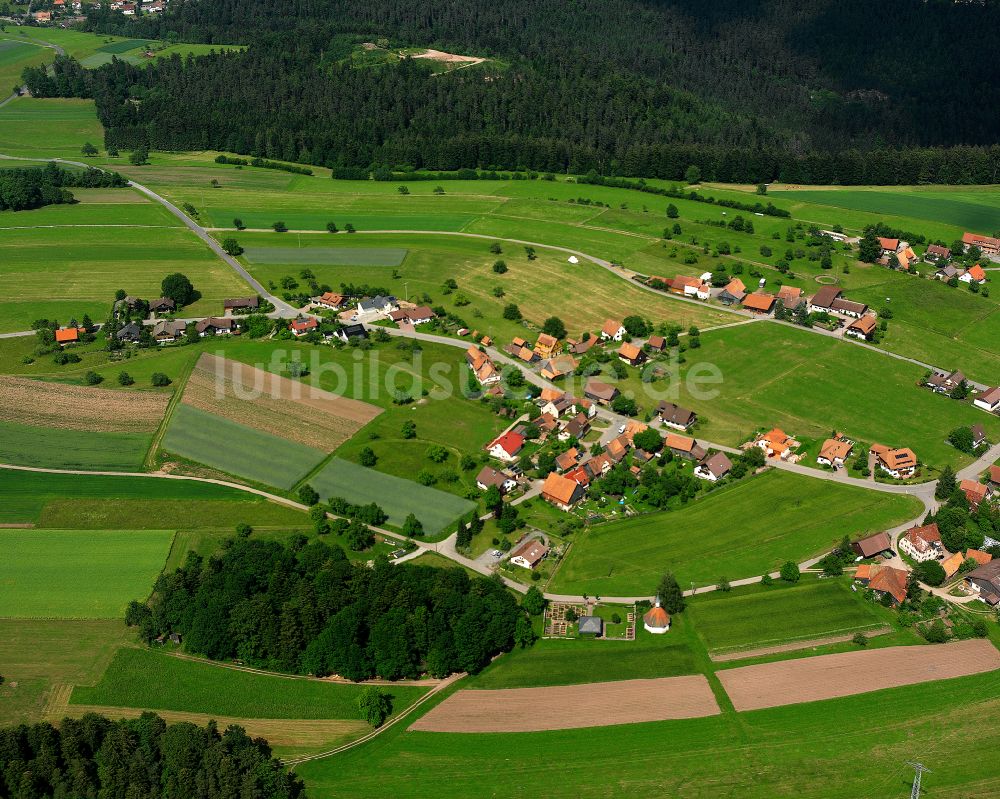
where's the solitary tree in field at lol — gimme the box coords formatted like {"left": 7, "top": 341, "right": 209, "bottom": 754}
{"left": 161, "top": 272, "right": 195, "bottom": 306}
{"left": 684, "top": 164, "right": 701, "bottom": 184}
{"left": 326, "top": 221, "right": 338, "bottom": 233}
{"left": 222, "top": 238, "right": 243, "bottom": 257}
{"left": 117, "top": 371, "right": 134, "bottom": 386}
{"left": 233, "top": 217, "right": 245, "bottom": 230}
{"left": 357, "top": 687, "right": 392, "bottom": 727}
{"left": 359, "top": 447, "right": 377, "bottom": 467}
{"left": 81, "top": 141, "right": 98, "bottom": 157}
{"left": 272, "top": 221, "right": 288, "bottom": 233}
{"left": 129, "top": 145, "right": 149, "bottom": 166}
{"left": 151, "top": 372, "right": 171, "bottom": 387}
{"left": 779, "top": 561, "right": 800, "bottom": 583}
{"left": 666, "top": 203, "right": 679, "bottom": 219}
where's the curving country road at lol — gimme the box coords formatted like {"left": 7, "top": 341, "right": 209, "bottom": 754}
{"left": 2, "top": 145, "right": 995, "bottom": 602}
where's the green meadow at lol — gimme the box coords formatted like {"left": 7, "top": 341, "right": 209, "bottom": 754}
{"left": 71, "top": 647, "right": 428, "bottom": 720}
{"left": 242, "top": 245, "right": 409, "bottom": 266}
{"left": 162, "top": 404, "right": 328, "bottom": 490}
{"left": 0, "top": 467, "right": 299, "bottom": 524}
{"left": 0, "top": 528, "right": 174, "bottom": 618}
{"left": 311, "top": 457, "right": 475, "bottom": 535}
{"left": 0, "top": 223, "right": 249, "bottom": 332}
{"left": 468, "top": 623, "right": 700, "bottom": 689}
{"left": 296, "top": 668, "right": 1000, "bottom": 799}
{"left": 0, "top": 421, "right": 152, "bottom": 471}
{"left": 227, "top": 230, "right": 730, "bottom": 341}
{"left": 656, "top": 321, "right": 1000, "bottom": 470}
{"left": 0, "top": 97, "right": 104, "bottom": 159}
{"left": 0, "top": 38, "right": 49, "bottom": 95}
{"left": 687, "top": 579, "right": 884, "bottom": 654}
{"left": 775, "top": 187, "right": 1000, "bottom": 234}
{"left": 0, "top": 618, "right": 129, "bottom": 727}
{"left": 549, "top": 469, "right": 922, "bottom": 595}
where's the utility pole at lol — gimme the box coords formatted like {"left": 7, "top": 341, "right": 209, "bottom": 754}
{"left": 908, "top": 761, "right": 930, "bottom": 799}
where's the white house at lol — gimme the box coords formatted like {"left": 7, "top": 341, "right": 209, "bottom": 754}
{"left": 817, "top": 438, "right": 853, "bottom": 468}
{"left": 600, "top": 319, "right": 626, "bottom": 341}
{"left": 975, "top": 387, "right": 1000, "bottom": 413}
{"left": 642, "top": 598, "right": 671, "bottom": 634}
{"left": 486, "top": 431, "right": 525, "bottom": 462}
{"left": 898, "top": 524, "right": 942, "bottom": 563}
{"left": 694, "top": 452, "right": 732, "bottom": 482}
{"left": 508, "top": 538, "right": 549, "bottom": 569}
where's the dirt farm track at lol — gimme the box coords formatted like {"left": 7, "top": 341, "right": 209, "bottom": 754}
{"left": 409, "top": 675, "right": 720, "bottom": 732}
{"left": 717, "top": 639, "right": 1000, "bottom": 712}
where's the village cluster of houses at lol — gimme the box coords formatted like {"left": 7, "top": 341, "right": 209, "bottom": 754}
{"left": 852, "top": 514, "right": 999, "bottom": 606}
{"left": 31, "top": 0, "right": 165, "bottom": 22}
{"left": 647, "top": 271, "right": 885, "bottom": 341}
{"left": 476, "top": 383, "right": 734, "bottom": 522}
{"left": 752, "top": 427, "right": 919, "bottom": 479}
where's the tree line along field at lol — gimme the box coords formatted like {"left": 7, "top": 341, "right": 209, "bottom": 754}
{"left": 0, "top": 224, "right": 250, "bottom": 333}
{"left": 0, "top": 528, "right": 175, "bottom": 618}
{"left": 549, "top": 469, "right": 922, "bottom": 596}
{"left": 617, "top": 322, "right": 1000, "bottom": 471}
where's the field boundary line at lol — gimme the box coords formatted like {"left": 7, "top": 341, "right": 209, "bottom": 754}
{"left": 160, "top": 650, "right": 442, "bottom": 686}
{"left": 144, "top": 347, "right": 199, "bottom": 470}
{"left": 284, "top": 671, "right": 466, "bottom": 766}
{"left": 709, "top": 623, "right": 892, "bottom": 662}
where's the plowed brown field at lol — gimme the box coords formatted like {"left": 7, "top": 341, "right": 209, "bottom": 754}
{"left": 182, "top": 354, "right": 381, "bottom": 449}
{"left": 717, "top": 639, "right": 1000, "bottom": 711}
{"left": 0, "top": 377, "right": 169, "bottom": 432}
{"left": 409, "top": 675, "right": 720, "bottom": 732}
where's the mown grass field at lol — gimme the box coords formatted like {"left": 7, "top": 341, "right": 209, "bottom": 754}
{"left": 774, "top": 187, "right": 1000, "bottom": 234}
{"left": 549, "top": 470, "right": 922, "bottom": 595}
{"left": 654, "top": 321, "right": 1000, "bottom": 470}
{"left": 0, "top": 97, "right": 104, "bottom": 160}
{"left": 0, "top": 420, "right": 153, "bottom": 471}
{"left": 0, "top": 223, "right": 250, "bottom": 332}
{"left": 0, "top": 37, "right": 50, "bottom": 95}
{"left": 0, "top": 528, "right": 174, "bottom": 618}
{"left": 687, "top": 580, "right": 884, "bottom": 654}
{"left": 467, "top": 622, "right": 699, "bottom": 689}
{"left": 0, "top": 463, "right": 304, "bottom": 524}
{"left": 0, "top": 618, "right": 129, "bottom": 726}
{"left": 296, "top": 668, "right": 1000, "bottom": 799}
{"left": 0, "top": 187, "right": 181, "bottom": 229}
{"left": 311, "top": 457, "right": 474, "bottom": 535}
{"left": 242, "top": 245, "right": 408, "bottom": 266}
{"left": 162, "top": 403, "right": 328, "bottom": 490}
{"left": 225, "top": 230, "right": 730, "bottom": 341}
{"left": 71, "top": 648, "right": 428, "bottom": 720}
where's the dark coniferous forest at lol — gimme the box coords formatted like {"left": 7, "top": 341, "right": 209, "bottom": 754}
{"left": 20, "top": 0, "right": 1000, "bottom": 182}
{"left": 0, "top": 713, "right": 305, "bottom": 799}
{"left": 127, "top": 537, "right": 527, "bottom": 681}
